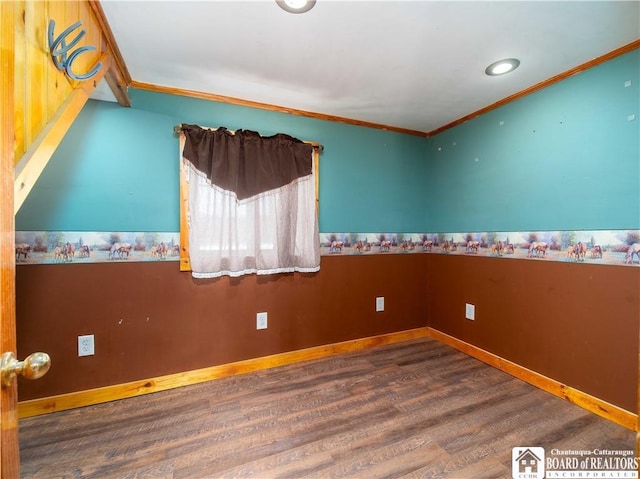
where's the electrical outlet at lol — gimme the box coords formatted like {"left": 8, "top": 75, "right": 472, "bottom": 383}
{"left": 376, "top": 297, "right": 384, "bottom": 312}
{"left": 465, "top": 303, "right": 475, "bottom": 321}
{"left": 256, "top": 312, "right": 268, "bottom": 330}
{"left": 78, "top": 334, "right": 95, "bottom": 356}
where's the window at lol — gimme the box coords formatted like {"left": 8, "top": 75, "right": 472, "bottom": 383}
{"left": 178, "top": 125, "right": 320, "bottom": 278}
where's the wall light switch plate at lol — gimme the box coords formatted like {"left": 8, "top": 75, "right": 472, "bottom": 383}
{"left": 465, "top": 303, "right": 475, "bottom": 321}
{"left": 256, "top": 312, "right": 268, "bottom": 330}
{"left": 78, "top": 334, "right": 95, "bottom": 356}
{"left": 376, "top": 297, "right": 384, "bottom": 312}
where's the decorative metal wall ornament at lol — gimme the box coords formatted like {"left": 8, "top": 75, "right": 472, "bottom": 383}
{"left": 48, "top": 19, "right": 102, "bottom": 81}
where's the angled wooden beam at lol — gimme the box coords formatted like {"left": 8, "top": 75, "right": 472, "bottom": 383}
{"left": 14, "top": 53, "right": 112, "bottom": 214}
{"left": 87, "top": 0, "right": 131, "bottom": 106}
{"left": 104, "top": 63, "right": 131, "bottom": 107}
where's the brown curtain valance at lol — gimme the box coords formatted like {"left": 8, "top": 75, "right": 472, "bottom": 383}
{"left": 180, "top": 125, "right": 313, "bottom": 200}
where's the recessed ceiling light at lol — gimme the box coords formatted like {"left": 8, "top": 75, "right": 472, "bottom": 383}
{"left": 276, "top": 0, "right": 316, "bottom": 14}
{"left": 485, "top": 58, "right": 520, "bottom": 76}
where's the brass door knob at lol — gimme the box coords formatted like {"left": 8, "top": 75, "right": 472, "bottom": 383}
{"left": 1, "top": 352, "right": 51, "bottom": 387}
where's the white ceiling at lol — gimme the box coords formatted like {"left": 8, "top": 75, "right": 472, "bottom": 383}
{"left": 98, "top": 0, "right": 640, "bottom": 134}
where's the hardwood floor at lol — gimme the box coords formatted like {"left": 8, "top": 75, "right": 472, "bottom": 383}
{"left": 19, "top": 338, "right": 635, "bottom": 478}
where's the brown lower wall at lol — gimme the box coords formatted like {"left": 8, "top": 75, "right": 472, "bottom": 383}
{"left": 16, "top": 253, "right": 639, "bottom": 414}
{"left": 15, "top": 254, "right": 428, "bottom": 401}
{"left": 426, "top": 254, "right": 640, "bottom": 412}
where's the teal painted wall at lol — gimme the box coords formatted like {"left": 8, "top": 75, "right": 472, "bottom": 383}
{"left": 16, "top": 102, "right": 178, "bottom": 232}
{"left": 15, "top": 91, "right": 430, "bottom": 233}
{"left": 16, "top": 50, "right": 639, "bottom": 234}
{"left": 426, "top": 50, "right": 640, "bottom": 232}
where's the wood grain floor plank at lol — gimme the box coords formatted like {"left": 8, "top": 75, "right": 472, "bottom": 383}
{"left": 20, "top": 337, "right": 635, "bottom": 478}
{"left": 320, "top": 439, "right": 450, "bottom": 479}
{"left": 437, "top": 455, "right": 511, "bottom": 479}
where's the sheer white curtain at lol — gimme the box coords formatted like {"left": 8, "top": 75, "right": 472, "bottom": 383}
{"left": 180, "top": 127, "right": 320, "bottom": 278}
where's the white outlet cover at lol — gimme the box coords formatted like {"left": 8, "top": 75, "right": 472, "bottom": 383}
{"left": 78, "top": 334, "right": 95, "bottom": 356}
{"left": 376, "top": 297, "right": 384, "bottom": 312}
{"left": 256, "top": 312, "right": 268, "bottom": 330}
{"left": 465, "top": 303, "right": 475, "bottom": 321}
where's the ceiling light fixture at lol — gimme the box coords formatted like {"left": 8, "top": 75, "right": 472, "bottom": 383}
{"left": 276, "top": 0, "right": 316, "bottom": 14}
{"left": 485, "top": 58, "right": 520, "bottom": 76}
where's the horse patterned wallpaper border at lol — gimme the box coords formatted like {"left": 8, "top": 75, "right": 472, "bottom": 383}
{"left": 14, "top": 230, "right": 640, "bottom": 267}
{"left": 320, "top": 231, "right": 640, "bottom": 267}
{"left": 15, "top": 231, "right": 181, "bottom": 265}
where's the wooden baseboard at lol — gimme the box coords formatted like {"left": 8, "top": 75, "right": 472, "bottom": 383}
{"left": 18, "top": 327, "right": 429, "bottom": 419}
{"left": 20, "top": 326, "right": 634, "bottom": 431}
{"left": 428, "top": 327, "right": 637, "bottom": 431}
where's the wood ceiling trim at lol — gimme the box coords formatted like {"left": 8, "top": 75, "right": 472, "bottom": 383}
{"left": 88, "top": 0, "right": 131, "bottom": 106}
{"left": 131, "top": 39, "right": 638, "bottom": 139}
{"left": 428, "top": 39, "right": 640, "bottom": 137}
{"left": 129, "top": 80, "right": 430, "bottom": 138}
